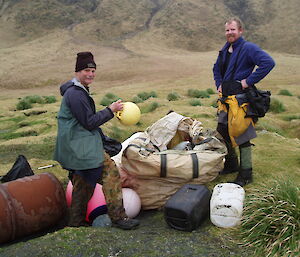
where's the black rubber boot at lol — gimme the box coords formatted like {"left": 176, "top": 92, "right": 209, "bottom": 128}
{"left": 230, "top": 145, "right": 253, "bottom": 187}
{"left": 112, "top": 217, "right": 140, "bottom": 230}
{"left": 219, "top": 146, "right": 239, "bottom": 175}
{"left": 232, "top": 168, "right": 253, "bottom": 187}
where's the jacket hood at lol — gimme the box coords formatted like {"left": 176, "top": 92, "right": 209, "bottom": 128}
{"left": 60, "top": 80, "right": 74, "bottom": 96}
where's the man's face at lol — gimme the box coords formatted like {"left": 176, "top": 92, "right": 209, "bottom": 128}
{"left": 225, "top": 21, "right": 243, "bottom": 44}
{"left": 76, "top": 68, "right": 96, "bottom": 86}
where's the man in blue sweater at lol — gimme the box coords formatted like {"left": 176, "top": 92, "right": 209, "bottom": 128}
{"left": 54, "top": 52, "right": 139, "bottom": 229}
{"left": 213, "top": 17, "right": 275, "bottom": 186}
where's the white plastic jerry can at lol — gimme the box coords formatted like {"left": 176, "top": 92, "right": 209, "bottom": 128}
{"left": 210, "top": 183, "right": 245, "bottom": 228}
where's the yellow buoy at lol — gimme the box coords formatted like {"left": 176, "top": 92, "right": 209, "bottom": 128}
{"left": 116, "top": 102, "right": 141, "bottom": 125}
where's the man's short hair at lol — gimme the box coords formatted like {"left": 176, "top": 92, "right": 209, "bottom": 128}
{"left": 225, "top": 17, "right": 244, "bottom": 30}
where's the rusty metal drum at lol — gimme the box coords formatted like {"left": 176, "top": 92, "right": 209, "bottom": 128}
{"left": 0, "top": 172, "right": 67, "bottom": 244}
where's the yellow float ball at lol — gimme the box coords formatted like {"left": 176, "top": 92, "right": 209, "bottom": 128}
{"left": 116, "top": 102, "right": 141, "bottom": 125}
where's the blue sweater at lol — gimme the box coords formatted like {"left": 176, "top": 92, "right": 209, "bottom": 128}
{"left": 213, "top": 37, "right": 275, "bottom": 89}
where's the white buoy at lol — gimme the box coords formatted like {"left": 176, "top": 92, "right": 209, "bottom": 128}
{"left": 210, "top": 183, "right": 245, "bottom": 228}
{"left": 122, "top": 188, "right": 141, "bottom": 218}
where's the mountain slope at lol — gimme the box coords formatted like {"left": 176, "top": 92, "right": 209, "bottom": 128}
{"left": 0, "top": 0, "right": 299, "bottom": 89}
{"left": 0, "top": 0, "right": 299, "bottom": 53}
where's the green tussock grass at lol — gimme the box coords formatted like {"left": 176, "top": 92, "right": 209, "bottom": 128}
{"left": 43, "top": 96, "right": 57, "bottom": 104}
{"left": 269, "top": 98, "right": 286, "bottom": 113}
{"left": 100, "top": 93, "right": 120, "bottom": 106}
{"left": 140, "top": 102, "right": 160, "bottom": 113}
{"left": 240, "top": 179, "right": 300, "bottom": 257}
{"left": 16, "top": 99, "right": 33, "bottom": 110}
{"left": 189, "top": 99, "right": 202, "bottom": 106}
{"left": 107, "top": 126, "right": 134, "bottom": 142}
{"left": 206, "top": 88, "right": 216, "bottom": 95}
{"left": 281, "top": 114, "right": 300, "bottom": 121}
{"left": 187, "top": 89, "right": 210, "bottom": 99}
{"left": 136, "top": 91, "right": 158, "bottom": 101}
{"left": 167, "top": 92, "right": 180, "bottom": 101}
{"left": 132, "top": 96, "right": 144, "bottom": 103}
{"left": 278, "top": 89, "right": 293, "bottom": 96}
{"left": 16, "top": 95, "right": 57, "bottom": 110}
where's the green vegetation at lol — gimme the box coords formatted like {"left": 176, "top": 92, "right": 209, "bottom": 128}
{"left": 240, "top": 179, "right": 300, "bottom": 256}
{"left": 269, "top": 98, "right": 286, "bottom": 113}
{"left": 136, "top": 91, "right": 158, "bottom": 101}
{"left": 281, "top": 114, "right": 300, "bottom": 121}
{"left": 206, "top": 88, "right": 215, "bottom": 95}
{"left": 100, "top": 93, "right": 120, "bottom": 106}
{"left": 187, "top": 89, "right": 210, "bottom": 99}
{"left": 189, "top": 99, "right": 202, "bottom": 106}
{"left": 0, "top": 5, "right": 299, "bottom": 253}
{"left": 0, "top": 136, "right": 56, "bottom": 165}
{"left": 16, "top": 99, "right": 33, "bottom": 110}
{"left": 210, "top": 99, "right": 218, "bottom": 108}
{"left": 132, "top": 96, "right": 144, "bottom": 103}
{"left": 167, "top": 92, "right": 180, "bottom": 101}
{"left": 140, "top": 102, "right": 160, "bottom": 113}
{"left": 16, "top": 95, "right": 57, "bottom": 110}
{"left": 256, "top": 120, "right": 285, "bottom": 136}
{"left": 278, "top": 89, "right": 293, "bottom": 96}
{"left": 107, "top": 126, "right": 133, "bottom": 142}
{"left": 43, "top": 96, "right": 57, "bottom": 104}
{"left": 24, "top": 95, "right": 45, "bottom": 104}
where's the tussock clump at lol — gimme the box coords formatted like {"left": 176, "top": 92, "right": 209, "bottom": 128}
{"left": 100, "top": 96, "right": 114, "bottom": 106}
{"left": 187, "top": 89, "right": 210, "bottom": 98}
{"left": 206, "top": 88, "right": 215, "bottom": 95}
{"left": 43, "top": 96, "right": 57, "bottom": 104}
{"left": 16, "top": 99, "right": 32, "bottom": 110}
{"left": 189, "top": 99, "right": 202, "bottom": 106}
{"left": 105, "top": 93, "right": 118, "bottom": 100}
{"left": 269, "top": 98, "right": 286, "bottom": 113}
{"left": 100, "top": 93, "right": 120, "bottom": 106}
{"left": 141, "top": 102, "right": 160, "bottom": 113}
{"left": 16, "top": 95, "right": 57, "bottom": 110}
{"left": 278, "top": 89, "right": 293, "bottom": 96}
{"left": 132, "top": 96, "right": 144, "bottom": 103}
{"left": 136, "top": 91, "right": 158, "bottom": 101}
{"left": 167, "top": 92, "right": 180, "bottom": 101}
{"left": 281, "top": 114, "right": 300, "bottom": 121}
{"left": 240, "top": 179, "right": 300, "bottom": 257}
{"left": 24, "top": 95, "right": 45, "bottom": 104}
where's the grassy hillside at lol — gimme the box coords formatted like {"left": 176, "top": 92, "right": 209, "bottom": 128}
{"left": 0, "top": 0, "right": 299, "bottom": 255}
{"left": 0, "top": 45, "right": 299, "bottom": 255}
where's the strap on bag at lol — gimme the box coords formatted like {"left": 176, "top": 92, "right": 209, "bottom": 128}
{"left": 160, "top": 154, "right": 167, "bottom": 178}
{"left": 191, "top": 153, "right": 199, "bottom": 179}
{"left": 159, "top": 153, "right": 199, "bottom": 179}
{"left": 123, "top": 144, "right": 155, "bottom": 158}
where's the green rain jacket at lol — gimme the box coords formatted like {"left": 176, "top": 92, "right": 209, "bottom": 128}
{"left": 54, "top": 79, "right": 114, "bottom": 170}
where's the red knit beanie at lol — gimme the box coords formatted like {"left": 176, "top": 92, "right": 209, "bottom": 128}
{"left": 75, "top": 52, "right": 96, "bottom": 72}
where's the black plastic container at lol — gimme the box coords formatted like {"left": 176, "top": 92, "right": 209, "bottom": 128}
{"left": 164, "top": 184, "right": 211, "bottom": 231}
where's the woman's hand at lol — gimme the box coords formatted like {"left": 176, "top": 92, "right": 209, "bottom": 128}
{"left": 109, "top": 99, "right": 123, "bottom": 112}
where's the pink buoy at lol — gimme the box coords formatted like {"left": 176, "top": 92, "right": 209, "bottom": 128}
{"left": 66, "top": 181, "right": 141, "bottom": 221}
{"left": 65, "top": 181, "right": 107, "bottom": 222}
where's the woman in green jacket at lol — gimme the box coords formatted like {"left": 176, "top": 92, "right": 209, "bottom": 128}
{"left": 54, "top": 52, "right": 139, "bottom": 229}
